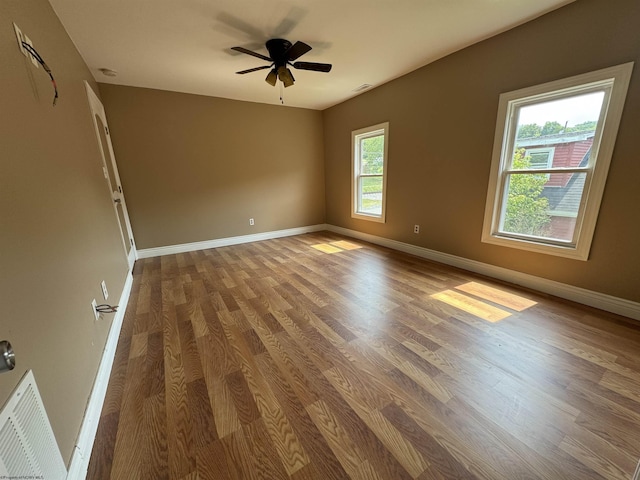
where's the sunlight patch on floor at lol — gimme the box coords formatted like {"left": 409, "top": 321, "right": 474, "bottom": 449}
{"left": 455, "top": 282, "right": 537, "bottom": 311}
{"left": 312, "top": 243, "right": 343, "bottom": 253}
{"left": 331, "top": 240, "right": 362, "bottom": 250}
{"left": 311, "top": 241, "right": 363, "bottom": 254}
{"left": 431, "top": 290, "right": 511, "bottom": 323}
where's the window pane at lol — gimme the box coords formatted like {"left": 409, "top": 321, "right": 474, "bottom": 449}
{"left": 358, "top": 176, "right": 383, "bottom": 215}
{"left": 528, "top": 151, "right": 552, "bottom": 169}
{"left": 512, "top": 91, "right": 604, "bottom": 170}
{"left": 360, "top": 134, "right": 384, "bottom": 174}
{"left": 501, "top": 172, "right": 587, "bottom": 242}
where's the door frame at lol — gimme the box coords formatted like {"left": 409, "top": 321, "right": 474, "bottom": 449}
{"left": 85, "top": 82, "right": 137, "bottom": 270}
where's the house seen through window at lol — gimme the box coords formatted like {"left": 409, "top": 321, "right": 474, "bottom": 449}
{"left": 482, "top": 63, "right": 633, "bottom": 260}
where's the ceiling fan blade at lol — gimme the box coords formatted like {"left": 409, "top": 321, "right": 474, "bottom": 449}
{"left": 285, "top": 41, "right": 312, "bottom": 61}
{"left": 272, "top": 7, "right": 307, "bottom": 37}
{"left": 265, "top": 69, "right": 277, "bottom": 86}
{"left": 217, "top": 13, "right": 264, "bottom": 41}
{"left": 231, "top": 46, "right": 271, "bottom": 62}
{"left": 236, "top": 65, "right": 271, "bottom": 75}
{"left": 292, "top": 61, "right": 332, "bottom": 73}
{"left": 277, "top": 66, "right": 295, "bottom": 88}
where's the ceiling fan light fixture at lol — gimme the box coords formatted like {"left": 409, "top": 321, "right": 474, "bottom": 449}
{"left": 266, "top": 69, "right": 277, "bottom": 86}
{"left": 278, "top": 66, "right": 294, "bottom": 87}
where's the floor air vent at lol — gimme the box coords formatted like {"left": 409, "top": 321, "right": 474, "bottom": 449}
{"left": 0, "top": 370, "right": 67, "bottom": 479}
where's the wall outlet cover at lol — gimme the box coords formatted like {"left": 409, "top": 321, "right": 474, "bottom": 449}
{"left": 24, "top": 35, "right": 38, "bottom": 68}
{"left": 13, "top": 24, "right": 37, "bottom": 68}
{"left": 91, "top": 299, "right": 99, "bottom": 321}
{"left": 13, "top": 23, "right": 27, "bottom": 57}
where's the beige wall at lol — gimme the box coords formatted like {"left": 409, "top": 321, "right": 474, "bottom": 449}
{"left": 0, "top": 0, "right": 129, "bottom": 465}
{"left": 323, "top": 0, "right": 640, "bottom": 303}
{"left": 98, "top": 84, "right": 326, "bottom": 249}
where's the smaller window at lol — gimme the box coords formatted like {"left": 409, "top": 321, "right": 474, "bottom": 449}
{"left": 352, "top": 122, "right": 389, "bottom": 222}
{"left": 525, "top": 147, "right": 555, "bottom": 170}
{"left": 525, "top": 147, "right": 555, "bottom": 181}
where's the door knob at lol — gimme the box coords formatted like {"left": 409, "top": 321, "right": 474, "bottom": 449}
{"left": 0, "top": 341, "right": 15, "bottom": 372}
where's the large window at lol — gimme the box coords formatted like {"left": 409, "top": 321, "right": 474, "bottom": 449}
{"left": 482, "top": 63, "right": 633, "bottom": 260}
{"left": 352, "top": 122, "right": 389, "bottom": 222}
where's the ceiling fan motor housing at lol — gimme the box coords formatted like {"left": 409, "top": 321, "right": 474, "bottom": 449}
{"left": 266, "top": 39, "right": 292, "bottom": 67}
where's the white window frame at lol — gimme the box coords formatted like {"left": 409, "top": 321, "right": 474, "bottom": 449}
{"left": 352, "top": 122, "right": 389, "bottom": 223}
{"left": 482, "top": 63, "right": 633, "bottom": 260}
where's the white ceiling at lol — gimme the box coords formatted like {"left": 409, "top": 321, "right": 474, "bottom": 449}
{"left": 49, "top": 0, "right": 575, "bottom": 110}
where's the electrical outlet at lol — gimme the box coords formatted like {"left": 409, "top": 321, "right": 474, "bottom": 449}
{"left": 101, "top": 280, "right": 109, "bottom": 300}
{"left": 414, "top": 224, "right": 420, "bottom": 234}
{"left": 13, "top": 23, "right": 37, "bottom": 68}
{"left": 249, "top": 218, "right": 255, "bottom": 226}
{"left": 91, "top": 299, "right": 99, "bottom": 321}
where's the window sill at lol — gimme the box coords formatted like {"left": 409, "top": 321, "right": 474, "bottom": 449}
{"left": 481, "top": 233, "right": 589, "bottom": 261}
{"left": 352, "top": 212, "right": 386, "bottom": 223}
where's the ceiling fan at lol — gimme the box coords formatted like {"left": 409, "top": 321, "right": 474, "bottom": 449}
{"left": 232, "top": 39, "right": 332, "bottom": 88}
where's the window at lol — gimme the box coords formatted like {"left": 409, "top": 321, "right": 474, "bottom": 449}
{"left": 482, "top": 63, "right": 633, "bottom": 260}
{"left": 525, "top": 147, "right": 554, "bottom": 170}
{"left": 352, "top": 122, "right": 389, "bottom": 222}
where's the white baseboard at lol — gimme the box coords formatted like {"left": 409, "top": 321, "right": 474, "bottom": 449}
{"left": 139, "top": 223, "right": 639, "bottom": 320}
{"left": 326, "top": 225, "right": 640, "bottom": 321}
{"left": 66, "top": 270, "right": 134, "bottom": 480}
{"left": 136, "top": 224, "right": 328, "bottom": 259}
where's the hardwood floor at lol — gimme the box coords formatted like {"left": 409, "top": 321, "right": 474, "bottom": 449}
{"left": 87, "top": 232, "right": 640, "bottom": 479}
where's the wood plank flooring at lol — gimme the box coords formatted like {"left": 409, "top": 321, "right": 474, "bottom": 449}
{"left": 87, "top": 232, "right": 640, "bottom": 479}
